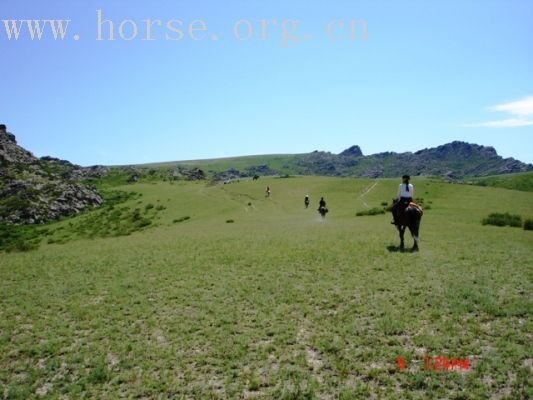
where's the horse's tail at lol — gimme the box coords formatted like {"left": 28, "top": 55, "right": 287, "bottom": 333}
{"left": 412, "top": 211, "right": 422, "bottom": 238}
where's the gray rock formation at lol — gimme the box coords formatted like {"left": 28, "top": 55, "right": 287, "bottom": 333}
{"left": 339, "top": 145, "right": 363, "bottom": 157}
{"left": 0, "top": 125, "right": 103, "bottom": 224}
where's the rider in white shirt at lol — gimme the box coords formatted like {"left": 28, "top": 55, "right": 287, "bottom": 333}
{"left": 397, "top": 177, "right": 414, "bottom": 201}
{"left": 392, "top": 175, "right": 414, "bottom": 225}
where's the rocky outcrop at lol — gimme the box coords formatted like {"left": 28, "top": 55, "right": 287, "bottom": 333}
{"left": 0, "top": 125, "right": 103, "bottom": 224}
{"left": 246, "top": 164, "right": 276, "bottom": 176}
{"left": 270, "top": 141, "right": 533, "bottom": 178}
{"left": 339, "top": 145, "right": 363, "bottom": 157}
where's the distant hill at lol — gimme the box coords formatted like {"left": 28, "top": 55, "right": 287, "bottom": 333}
{"left": 163, "top": 141, "right": 532, "bottom": 181}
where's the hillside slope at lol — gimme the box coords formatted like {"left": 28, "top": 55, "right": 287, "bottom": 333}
{"left": 469, "top": 171, "right": 533, "bottom": 192}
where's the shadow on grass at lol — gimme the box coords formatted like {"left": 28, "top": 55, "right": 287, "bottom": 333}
{"left": 387, "top": 245, "right": 418, "bottom": 253}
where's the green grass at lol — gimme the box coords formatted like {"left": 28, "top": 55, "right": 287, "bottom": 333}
{"left": 470, "top": 171, "right": 533, "bottom": 192}
{"left": 356, "top": 207, "right": 386, "bottom": 216}
{"left": 0, "top": 176, "right": 532, "bottom": 398}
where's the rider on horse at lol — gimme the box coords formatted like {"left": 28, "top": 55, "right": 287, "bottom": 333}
{"left": 318, "top": 197, "right": 328, "bottom": 217}
{"left": 391, "top": 175, "right": 414, "bottom": 225}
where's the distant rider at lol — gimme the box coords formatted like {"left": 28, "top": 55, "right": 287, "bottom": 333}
{"left": 304, "top": 194, "right": 310, "bottom": 209}
{"left": 319, "top": 197, "right": 326, "bottom": 209}
{"left": 266, "top": 186, "right": 271, "bottom": 197}
{"left": 391, "top": 175, "right": 414, "bottom": 225}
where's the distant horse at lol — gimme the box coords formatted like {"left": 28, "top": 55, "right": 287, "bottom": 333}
{"left": 253, "top": 175, "right": 260, "bottom": 181}
{"left": 390, "top": 199, "right": 422, "bottom": 251}
{"left": 318, "top": 206, "right": 328, "bottom": 219}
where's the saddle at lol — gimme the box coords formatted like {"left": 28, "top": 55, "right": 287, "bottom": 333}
{"left": 407, "top": 201, "right": 423, "bottom": 215}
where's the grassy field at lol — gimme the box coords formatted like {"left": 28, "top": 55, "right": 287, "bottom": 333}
{"left": 1, "top": 176, "right": 532, "bottom": 399}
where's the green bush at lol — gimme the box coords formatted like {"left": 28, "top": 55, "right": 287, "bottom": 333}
{"left": 482, "top": 213, "right": 522, "bottom": 228}
{"left": 226, "top": 219, "right": 235, "bottom": 223}
{"left": 173, "top": 216, "right": 190, "bottom": 223}
{"left": 135, "top": 218, "right": 152, "bottom": 228}
{"left": 131, "top": 209, "right": 141, "bottom": 221}
{"left": 101, "top": 190, "right": 140, "bottom": 207}
{"left": 524, "top": 219, "right": 533, "bottom": 230}
{"left": 0, "top": 224, "right": 43, "bottom": 252}
{"left": 356, "top": 207, "right": 385, "bottom": 216}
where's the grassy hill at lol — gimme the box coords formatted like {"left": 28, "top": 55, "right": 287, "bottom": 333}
{"left": 127, "top": 141, "right": 532, "bottom": 180}
{"left": 1, "top": 176, "right": 532, "bottom": 398}
{"left": 138, "top": 154, "right": 301, "bottom": 175}
{"left": 469, "top": 171, "right": 533, "bottom": 192}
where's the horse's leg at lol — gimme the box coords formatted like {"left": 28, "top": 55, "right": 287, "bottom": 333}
{"left": 409, "top": 225, "right": 419, "bottom": 251}
{"left": 410, "top": 217, "right": 420, "bottom": 252}
{"left": 399, "top": 226, "right": 405, "bottom": 250}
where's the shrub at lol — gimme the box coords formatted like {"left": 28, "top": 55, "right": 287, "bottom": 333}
{"left": 173, "top": 216, "right": 190, "bottom": 223}
{"left": 226, "top": 219, "right": 235, "bottom": 223}
{"left": 380, "top": 201, "right": 388, "bottom": 207}
{"left": 524, "top": 219, "right": 533, "bottom": 231}
{"left": 482, "top": 213, "right": 522, "bottom": 228}
{"left": 0, "top": 224, "right": 42, "bottom": 252}
{"left": 356, "top": 207, "right": 385, "bottom": 216}
{"left": 135, "top": 218, "right": 152, "bottom": 228}
{"left": 101, "top": 190, "right": 140, "bottom": 207}
{"left": 131, "top": 209, "right": 141, "bottom": 221}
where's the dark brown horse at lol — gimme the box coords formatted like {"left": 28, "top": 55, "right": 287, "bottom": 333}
{"left": 318, "top": 206, "right": 328, "bottom": 219}
{"left": 390, "top": 199, "right": 422, "bottom": 251}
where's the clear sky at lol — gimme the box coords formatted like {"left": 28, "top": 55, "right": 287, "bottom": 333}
{"left": 1, "top": 0, "right": 532, "bottom": 166}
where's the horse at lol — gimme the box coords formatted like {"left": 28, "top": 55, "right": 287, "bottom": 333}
{"left": 252, "top": 175, "right": 260, "bottom": 181}
{"left": 318, "top": 206, "right": 328, "bottom": 219}
{"left": 390, "top": 199, "right": 422, "bottom": 251}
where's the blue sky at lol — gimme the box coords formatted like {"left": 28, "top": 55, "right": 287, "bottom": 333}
{"left": 1, "top": 0, "right": 532, "bottom": 166}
